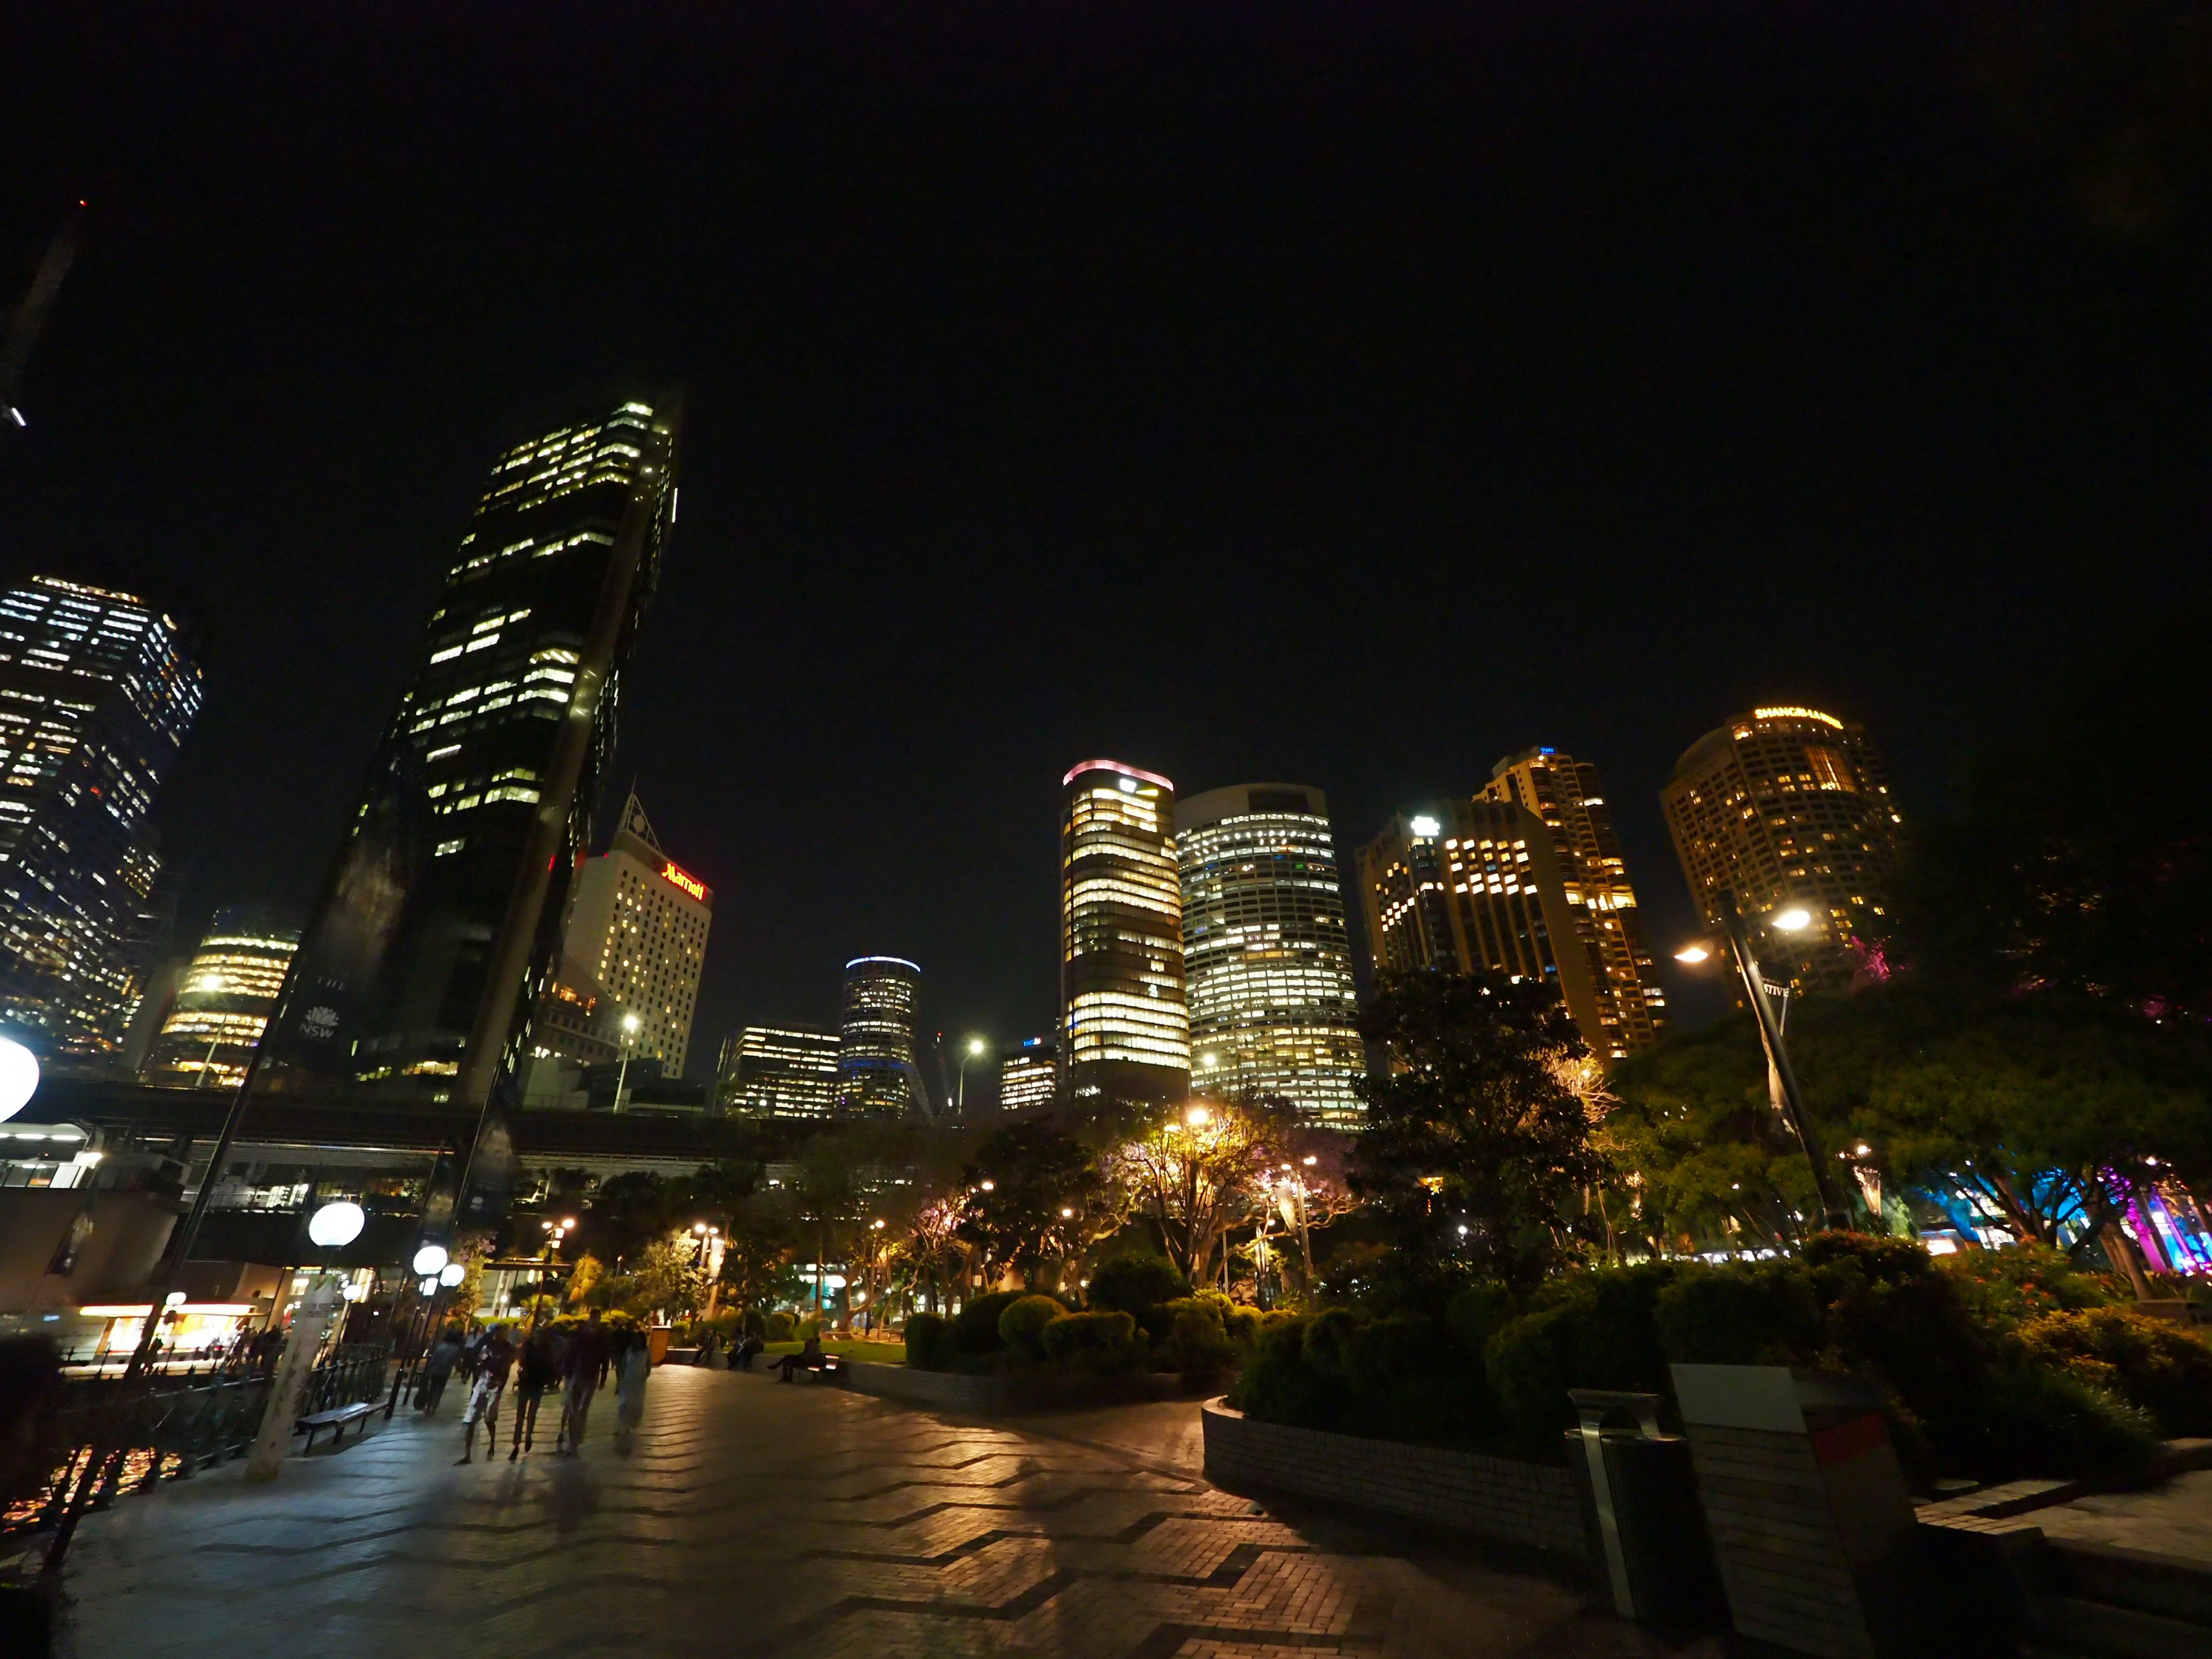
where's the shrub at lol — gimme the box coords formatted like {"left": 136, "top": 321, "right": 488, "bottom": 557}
{"left": 737, "top": 1306, "right": 766, "bottom": 1339}
{"left": 2020, "top": 1306, "right": 2212, "bottom": 1436}
{"left": 1088, "top": 1253, "right": 1189, "bottom": 1318}
{"left": 764, "top": 1310, "right": 796, "bottom": 1342}
{"left": 1220, "top": 1302, "right": 1263, "bottom": 1349}
{"left": 1041, "top": 1309, "right": 1144, "bottom": 1371}
{"left": 954, "top": 1290, "right": 1029, "bottom": 1354}
{"left": 1655, "top": 1262, "right": 1822, "bottom": 1366}
{"left": 904, "top": 1311, "right": 956, "bottom": 1371}
{"left": 1229, "top": 1305, "right": 1496, "bottom": 1445}
{"left": 1486, "top": 1263, "right": 1680, "bottom": 1456}
{"left": 1156, "top": 1297, "right": 1239, "bottom": 1373}
{"left": 998, "top": 1294, "right": 1066, "bottom": 1357}
{"left": 1940, "top": 1244, "right": 2121, "bottom": 1330}
{"left": 1959, "top": 1361, "right": 2158, "bottom": 1483}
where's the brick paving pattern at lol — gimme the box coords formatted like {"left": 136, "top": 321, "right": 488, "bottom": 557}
{"left": 60, "top": 1366, "right": 1676, "bottom": 1659}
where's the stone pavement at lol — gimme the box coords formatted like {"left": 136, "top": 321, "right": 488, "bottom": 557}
{"left": 2033, "top": 1468, "right": 2212, "bottom": 1562}
{"left": 59, "top": 1366, "right": 1683, "bottom": 1659}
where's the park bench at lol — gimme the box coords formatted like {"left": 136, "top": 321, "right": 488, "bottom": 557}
{"left": 298, "top": 1401, "right": 376, "bottom": 1452}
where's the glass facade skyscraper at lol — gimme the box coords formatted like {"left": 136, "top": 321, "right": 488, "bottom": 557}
{"left": 726, "top": 1024, "right": 842, "bottom": 1119}
{"left": 0, "top": 577, "right": 203, "bottom": 1055}
{"left": 142, "top": 908, "right": 300, "bottom": 1088}
{"left": 998, "top": 1035, "right": 1059, "bottom": 1116}
{"left": 1176, "top": 783, "right": 1363, "bottom": 1126}
{"left": 838, "top": 956, "right": 922, "bottom": 1118}
{"left": 1060, "top": 759, "right": 1189, "bottom": 1108}
{"left": 1479, "top": 749, "right": 1665, "bottom": 1058}
{"left": 259, "top": 399, "right": 677, "bottom": 1119}
{"left": 1661, "top": 706, "right": 1902, "bottom": 990}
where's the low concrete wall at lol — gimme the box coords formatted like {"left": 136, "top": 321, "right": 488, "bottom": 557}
{"left": 837, "top": 1359, "right": 1225, "bottom": 1415}
{"left": 1201, "top": 1399, "right": 1588, "bottom": 1560}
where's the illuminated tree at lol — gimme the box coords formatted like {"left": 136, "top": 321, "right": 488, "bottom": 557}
{"left": 1108, "top": 1099, "right": 1294, "bottom": 1287}
{"left": 957, "top": 1120, "right": 1115, "bottom": 1288}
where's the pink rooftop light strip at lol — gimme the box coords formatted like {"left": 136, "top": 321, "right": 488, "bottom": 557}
{"left": 1063, "top": 758, "right": 1175, "bottom": 791}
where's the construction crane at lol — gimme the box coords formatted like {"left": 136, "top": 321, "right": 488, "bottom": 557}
{"left": 1, "top": 203, "right": 85, "bottom": 432}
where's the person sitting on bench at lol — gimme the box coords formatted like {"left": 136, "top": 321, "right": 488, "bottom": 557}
{"left": 775, "top": 1332, "right": 826, "bottom": 1382}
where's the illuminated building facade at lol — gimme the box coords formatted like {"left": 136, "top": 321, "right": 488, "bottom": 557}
{"left": 1356, "top": 798, "right": 1616, "bottom": 1054}
{"left": 726, "top": 1024, "right": 842, "bottom": 1119}
{"left": 839, "top": 957, "right": 922, "bottom": 1118}
{"left": 261, "top": 400, "right": 677, "bottom": 1105}
{"left": 998, "top": 1035, "right": 1059, "bottom": 1116}
{"left": 1661, "top": 706, "right": 1902, "bottom": 988}
{"left": 1060, "top": 760, "right": 1189, "bottom": 1107}
{"left": 547, "top": 793, "right": 711, "bottom": 1075}
{"left": 142, "top": 908, "right": 300, "bottom": 1088}
{"left": 1176, "top": 783, "right": 1362, "bottom": 1126}
{"left": 0, "top": 578, "right": 203, "bottom": 1054}
{"left": 1479, "top": 750, "right": 1665, "bottom": 1058}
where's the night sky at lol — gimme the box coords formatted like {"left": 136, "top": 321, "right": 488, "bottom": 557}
{"left": 5, "top": 3, "right": 2206, "bottom": 1086}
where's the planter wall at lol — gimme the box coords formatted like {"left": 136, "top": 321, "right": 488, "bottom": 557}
{"left": 1201, "top": 1399, "right": 1588, "bottom": 1560}
{"left": 837, "top": 1359, "right": 1226, "bottom": 1415}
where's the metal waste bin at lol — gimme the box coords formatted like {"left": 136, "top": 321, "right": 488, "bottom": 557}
{"left": 1566, "top": 1388, "right": 1726, "bottom": 1630}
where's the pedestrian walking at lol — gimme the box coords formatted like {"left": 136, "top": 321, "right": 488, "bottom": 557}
{"left": 612, "top": 1327, "right": 650, "bottom": 1453}
{"left": 417, "top": 1324, "right": 464, "bottom": 1412}
{"left": 509, "top": 1322, "right": 560, "bottom": 1460}
{"left": 557, "top": 1308, "right": 611, "bottom": 1455}
{"left": 457, "top": 1324, "right": 516, "bottom": 1464}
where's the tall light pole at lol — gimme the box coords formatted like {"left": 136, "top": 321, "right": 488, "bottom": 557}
{"left": 957, "top": 1036, "right": 986, "bottom": 1113}
{"left": 1676, "top": 892, "right": 1851, "bottom": 1232}
{"left": 612, "top": 1010, "right": 642, "bottom": 1112}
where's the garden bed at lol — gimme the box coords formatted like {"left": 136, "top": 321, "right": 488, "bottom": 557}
{"left": 1200, "top": 1397, "right": 1588, "bottom": 1560}
{"left": 837, "top": 1358, "right": 1228, "bottom": 1415}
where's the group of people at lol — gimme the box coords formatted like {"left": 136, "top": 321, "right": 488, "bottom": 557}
{"left": 411, "top": 1307, "right": 653, "bottom": 1462}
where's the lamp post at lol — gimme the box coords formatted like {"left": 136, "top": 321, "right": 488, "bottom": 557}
{"left": 957, "top": 1036, "right": 987, "bottom": 1114}
{"left": 612, "top": 1011, "right": 643, "bottom": 1111}
{"left": 1676, "top": 891, "right": 1850, "bottom": 1232}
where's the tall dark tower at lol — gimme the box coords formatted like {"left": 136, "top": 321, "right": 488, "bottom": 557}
{"left": 260, "top": 398, "right": 679, "bottom": 1144}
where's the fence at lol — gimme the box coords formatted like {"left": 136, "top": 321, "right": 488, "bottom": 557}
{"left": 5, "top": 1343, "right": 390, "bottom": 1544}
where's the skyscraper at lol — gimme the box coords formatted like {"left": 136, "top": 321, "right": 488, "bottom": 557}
{"left": 1060, "top": 760, "right": 1189, "bottom": 1108}
{"left": 1176, "top": 783, "right": 1363, "bottom": 1125}
{"left": 1661, "top": 706, "right": 1902, "bottom": 988}
{"left": 550, "top": 794, "right": 711, "bottom": 1075}
{"left": 0, "top": 578, "right": 202, "bottom": 1054}
{"left": 259, "top": 397, "right": 678, "bottom": 1126}
{"left": 142, "top": 908, "right": 300, "bottom": 1088}
{"left": 998, "top": 1035, "right": 1059, "bottom": 1116}
{"left": 1479, "top": 749, "right": 1665, "bottom": 1056}
{"left": 1357, "top": 798, "right": 1619, "bottom": 1055}
{"left": 839, "top": 957, "right": 922, "bottom": 1117}
{"left": 725, "top": 1024, "right": 841, "bottom": 1119}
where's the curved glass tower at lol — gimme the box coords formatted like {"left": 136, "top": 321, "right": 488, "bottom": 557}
{"left": 838, "top": 956, "right": 921, "bottom": 1118}
{"left": 1176, "top": 784, "right": 1363, "bottom": 1127}
{"left": 1060, "top": 760, "right": 1189, "bottom": 1108}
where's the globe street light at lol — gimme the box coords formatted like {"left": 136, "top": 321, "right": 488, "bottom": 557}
{"left": 308, "top": 1200, "right": 365, "bottom": 1249}
{"left": 412, "top": 1243, "right": 449, "bottom": 1278}
{"left": 0, "top": 1034, "right": 40, "bottom": 1123}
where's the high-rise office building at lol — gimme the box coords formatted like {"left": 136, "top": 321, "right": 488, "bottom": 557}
{"left": 142, "top": 908, "right": 300, "bottom": 1088}
{"left": 1176, "top": 783, "right": 1363, "bottom": 1126}
{"left": 839, "top": 957, "right": 922, "bottom": 1117}
{"left": 725, "top": 1024, "right": 841, "bottom": 1118}
{"left": 1661, "top": 706, "right": 1902, "bottom": 988}
{"left": 1357, "top": 798, "right": 1620, "bottom": 1055}
{"left": 998, "top": 1035, "right": 1059, "bottom": 1116}
{"left": 258, "top": 399, "right": 677, "bottom": 1121}
{"left": 0, "top": 578, "right": 202, "bottom": 1054}
{"left": 1061, "top": 760, "right": 1190, "bottom": 1107}
{"left": 549, "top": 793, "right": 710, "bottom": 1075}
{"left": 1479, "top": 750, "right": 1665, "bottom": 1058}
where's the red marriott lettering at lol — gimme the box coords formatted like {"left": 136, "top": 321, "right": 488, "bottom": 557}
{"left": 661, "top": 861, "right": 707, "bottom": 901}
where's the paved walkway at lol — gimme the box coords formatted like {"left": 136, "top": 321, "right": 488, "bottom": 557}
{"left": 2035, "top": 1469, "right": 2212, "bottom": 1562}
{"left": 60, "top": 1367, "right": 1679, "bottom": 1659}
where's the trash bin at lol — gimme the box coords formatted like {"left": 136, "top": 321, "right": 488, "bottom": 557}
{"left": 1566, "top": 1388, "right": 1726, "bottom": 1630}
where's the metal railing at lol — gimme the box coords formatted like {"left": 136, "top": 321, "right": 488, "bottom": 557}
{"left": 6, "top": 1343, "right": 391, "bottom": 1544}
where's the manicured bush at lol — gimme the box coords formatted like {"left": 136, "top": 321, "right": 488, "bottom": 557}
{"left": 1040, "top": 1309, "right": 1144, "bottom": 1371}
{"left": 1653, "top": 1260, "right": 1821, "bottom": 1366}
{"left": 1088, "top": 1253, "right": 1189, "bottom": 1319}
{"left": 1156, "top": 1297, "right": 1240, "bottom": 1373}
{"left": 1940, "top": 1244, "right": 2121, "bottom": 1328}
{"left": 1228, "top": 1306, "right": 1496, "bottom": 1445}
{"left": 737, "top": 1306, "right": 767, "bottom": 1339}
{"left": 1486, "top": 1263, "right": 1680, "bottom": 1456}
{"left": 2020, "top": 1306, "right": 2212, "bottom": 1436}
{"left": 998, "top": 1294, "right": 1066, "bottom": 1357}
{"left": 954, "top": 1290, "right": 1029, "bottom": 1354}
{"left": 764, "top": 1310, "right": 797, "bottom": 1342}
{"left": 903, "top": 1312, "right": 955, "bottom": 1370}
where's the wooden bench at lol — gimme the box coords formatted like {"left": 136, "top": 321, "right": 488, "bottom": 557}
{"left": 298, "top": 1401, "right": 376, "bottom": 1452}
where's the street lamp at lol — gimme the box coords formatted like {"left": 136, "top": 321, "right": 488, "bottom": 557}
{"left": 957, "top": 1036, "right": 987, "bottom": 1113}
{"left": 613, "top": 1011, "right": 643, "bottom": 1111}
{"left": 1680, "top": 891, "right": 1851, "bottom": 1231}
